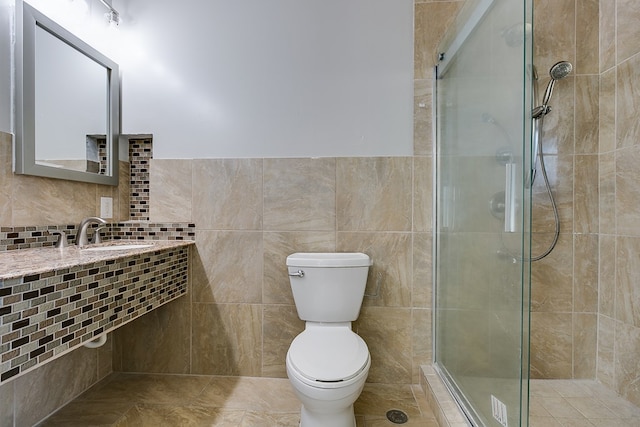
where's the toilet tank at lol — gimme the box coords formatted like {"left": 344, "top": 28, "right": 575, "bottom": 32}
{"left": 286, "top": 252, "right": 372, "bottom": 322}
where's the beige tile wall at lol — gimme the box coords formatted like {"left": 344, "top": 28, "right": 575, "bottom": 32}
{"left": 529, "top": 0, "right": 600, "bottom": 381}
{"left": 597, "top": 0, "right": 640, "bottom": 407}
{"left": 119, "top": 155, "right": 432, "bottom": 385}
{"left": 531, "top": 0, "right": 640, "bottom": 408}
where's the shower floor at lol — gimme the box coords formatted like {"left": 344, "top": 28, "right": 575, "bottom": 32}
{"left": 529, "top": 379, "right": 640, "bottom": 427}
{"left": 423, "top": 366, "right": 640, "bottom": 427}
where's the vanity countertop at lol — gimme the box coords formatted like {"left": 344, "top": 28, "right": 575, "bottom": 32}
{"left": 0, "top": 240, "right": 194, "bottom": 280}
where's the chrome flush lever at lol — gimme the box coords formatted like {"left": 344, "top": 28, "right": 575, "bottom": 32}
{"left": 288, "top": 270, "right": 305, "bottom": 278}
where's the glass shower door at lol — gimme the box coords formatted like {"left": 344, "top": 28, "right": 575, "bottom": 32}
{"left": 433, "top": 0, "right": 533, "bottom": 426}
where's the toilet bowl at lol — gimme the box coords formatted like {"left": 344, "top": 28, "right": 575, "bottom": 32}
{"left": 285, "top": 252, "right": 372, "bottom": 427}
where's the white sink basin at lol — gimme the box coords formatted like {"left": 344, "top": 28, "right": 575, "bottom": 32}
{"left": 82, "top": 243, "right": 155, "bottom": 252}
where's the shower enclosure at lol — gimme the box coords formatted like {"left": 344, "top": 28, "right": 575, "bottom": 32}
{"left": 433, "top": 0, "right": 533, "bottom": 426}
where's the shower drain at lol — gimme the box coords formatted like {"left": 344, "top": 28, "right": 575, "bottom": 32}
{"left": 386, "top": 409, "right": 408, "bottom": 424}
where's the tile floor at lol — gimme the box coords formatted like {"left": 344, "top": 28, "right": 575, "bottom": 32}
{"left": 529, "top": 379, "right": 640, "bottom": 427}
{"left": 37, "top": 373, "right": 439, "bottom": 427}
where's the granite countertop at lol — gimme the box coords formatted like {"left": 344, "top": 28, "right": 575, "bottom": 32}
{"left": 0, "top": 240, "right": 195, "bottom": 280}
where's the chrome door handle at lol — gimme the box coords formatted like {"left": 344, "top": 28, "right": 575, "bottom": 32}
{"left": 289, "top": 270, "right": 305, "bottom": 278}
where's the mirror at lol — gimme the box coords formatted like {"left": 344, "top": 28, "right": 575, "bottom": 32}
{"left": 15, "top": 1, "right": 119, "bottom": 185}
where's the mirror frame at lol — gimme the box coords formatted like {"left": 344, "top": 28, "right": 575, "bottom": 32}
{"left": 15, "top": 1, "right": 120, "bottom": 186}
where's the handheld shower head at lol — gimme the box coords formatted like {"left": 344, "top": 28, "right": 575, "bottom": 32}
{"left": 532, "top": 61, "right": 573, "bottom": 119}
{"left": 541, "top": 61, "right": 573, "bottom": 106}
{"left": 549, "top": 61, "right": 573, "bottom": 80}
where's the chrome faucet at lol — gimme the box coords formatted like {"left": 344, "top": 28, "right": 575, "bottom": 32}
{"left": 77, "top": 217, "right": 107, "bottom": 247}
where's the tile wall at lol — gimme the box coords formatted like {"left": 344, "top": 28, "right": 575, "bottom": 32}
{"left": 529, "top": 0, "right": 600, "bottom": 380}
{"left": 530, "top": 0, "right": 640, "bottom": 408}
{"left": 117, "top": 155, "right": 432, "bottom": 384}
{"left": 597, "top": 0, "right": 640, "bottom": 407}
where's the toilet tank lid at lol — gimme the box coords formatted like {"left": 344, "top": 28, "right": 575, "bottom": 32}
{"left": 286, "top": 252, "right": 372, "bottom": 267}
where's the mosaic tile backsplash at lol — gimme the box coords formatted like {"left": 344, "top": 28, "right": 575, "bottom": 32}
{"left": 0, "top": 242, "right": 191, "bottom": 385}
{"left": 0, "top": 222, "right": 196, "bottom": 252}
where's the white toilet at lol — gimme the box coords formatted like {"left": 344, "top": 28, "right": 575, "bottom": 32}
{"left": 285, "top": 252, "right": 372, "bottom": 427}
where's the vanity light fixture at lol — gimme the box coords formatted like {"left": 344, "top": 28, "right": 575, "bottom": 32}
{"left": 97, "top": 0, "right": 120, "bottom": 26}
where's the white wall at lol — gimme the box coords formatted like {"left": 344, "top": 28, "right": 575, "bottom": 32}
{"left": 5, "top": 0, "right": 414, "bottom": 158}
{"left": 0, "top": 0, "right": 13, "bottom": 133}
{"left": 117, "top": 0, "right": 414, "bottom": 158}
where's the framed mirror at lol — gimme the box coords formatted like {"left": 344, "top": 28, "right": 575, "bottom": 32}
{"left": 14, "top": 1, "right": 119, "bottom": 185}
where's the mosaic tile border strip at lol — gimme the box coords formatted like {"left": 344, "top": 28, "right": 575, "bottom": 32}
{"left": 0, "top": 246, "right": 189, "bottom": 385}
{"left": 0, "top": 223, "right": 195, "bottom": 252}
{"left": 129, "top": 139, "right": 152, "bottom": 221}
{"left": 109, "top": 223, "right": 196, "bottom": 241}
{"left": 0, "top": 225, "right": 78, "bottom": 252}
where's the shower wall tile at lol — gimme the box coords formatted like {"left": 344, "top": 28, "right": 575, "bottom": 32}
{"left": 531, "top": 155, "right": 574, "bottom": 234}
{"left": 114, "top": 300, "right": 191, "bottom": 374}
{"left": 191, "top": 303, "right": 262, "bottom": 376}
{"left": 599, "top": 235, "right": 616, "bottom": 318}
{"left": 615, "top": 53, "right": 640, "bottom": 150}
{"left": 531, "top": 233, "right": 573, "bottom": 313}
{"left": 264, "top": 158, "right": 335, "bottom": 231}
{"left": 599, "top": 0, "right": 616, "bottom": 72}
{"left": 575, "top": 75, "right": 600, "bottom": 155}
{"left": 354, "top": 306, "right": 412, "bottom": 384}
{"left": 413, "top": 156, "right": 433, "bottom": 233}
{"left": 574, "top": 234, "right": 598, "bottom": 313}
{"left": 412, "top": 233, "right": 432, "bottom": 308}
{"left": 412, "top": 308, "right": 432, "bottom": 384}
{"left": 149, "top": 159, "right": 193, "bottom": 222}
{"left": 337, "top": 157, "right": 412, "bottom": 232}
{"left": 597, "top": 0, "right": 640, "bottom": 401}
{"left": 192, "top": 159, "right": 263, "bottom": 230}
{"left": 615, "top": 236, "right": 640, "bottom": 327}
{"left": 191, "top": 230, "right": 263, "bottom": 304}
{"left": 542, "top": 77, "right": 576, "bottom": 155}
{"left": 615, "top": 321, "right": 640, "bottom": 406}
{"left": 616, "top": 0, "right": 640, "bottom": 64}
{"left": 530, "top": 312, "right": 573, "bottom": 379}
{"left": 262, "top": 304, "right": 304, "bottom": 378}
{"left": 599, "top": 68, "right": 616, "bottom": 154}
{"left": 414, "top": 1, "right": 464, "bottom": 79}
{"left": 615, "top": 146, "right": 640, "bottom": 236}
{"left": 533, "top": 0, "right": 576, "bottom": 75}
{"left": 337, "top": 232, "right": 412, "bottom": 308}
{"left": 414, "top": 79, "right": 433, "bottom": 156}
{"left": 597, "top": 315, "right": 616, "bottom": 389}
{"left": 262, "top": 231, "right": 335, "bottom": 306}
{"left": 598, "top": 152, "right": 616, "bottom": 235}
{"left": 574, "top": 155, "right": 599, "bottom": 233}
{"left": 575, "top": 0, "right": 599, "bottom": 75}
{"left": 573, "top": 313, "right": 597, "bottom": 378}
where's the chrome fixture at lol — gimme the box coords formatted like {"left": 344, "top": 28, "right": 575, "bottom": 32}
{"left": 531, "top": 61, "right": 573, "bottom": 120}
{"left": 77, "top": 217, "right": 107, "bottom": 247}
{"left": 528, "top": 61, "right": 572, "bottom": 261}
{"left": 50, "top": 230, "right": 69, "bottom": 249}
{"left": 97, "top": 0, "right": 120, "bottom": 26}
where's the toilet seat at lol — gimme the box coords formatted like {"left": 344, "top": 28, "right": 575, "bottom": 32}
{"left": 288, "top": 326, "right": 369, "bottom": 384}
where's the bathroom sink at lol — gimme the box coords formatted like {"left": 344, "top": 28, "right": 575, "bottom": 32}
{"left": 82, "top": 243, "right": 155, "bottom": 252}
